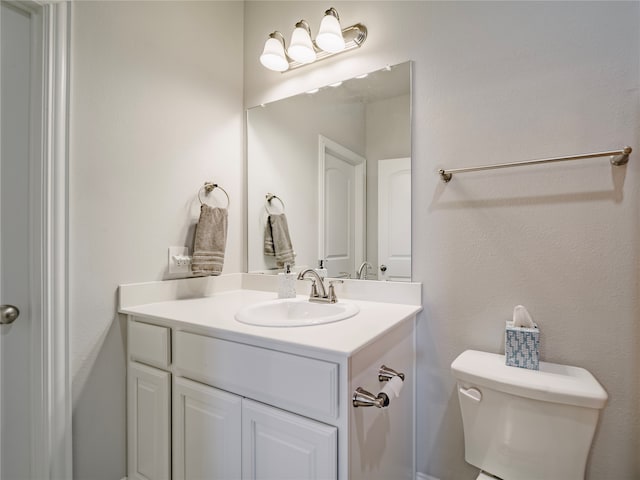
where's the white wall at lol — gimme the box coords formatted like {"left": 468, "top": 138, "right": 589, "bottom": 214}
{"left": 245, "top": 2, "right": 639, "bottom": 479}
{"left": 69, "top": 2, "right": 244, "bottom": 478}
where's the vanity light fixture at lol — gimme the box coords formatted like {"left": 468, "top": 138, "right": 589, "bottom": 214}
{"left": 259, "top": 7, "right": 367, "bottom": 73}
{"left": 259, "top": 31, "right": 289, "bottom": 72}
{"left": 316, "top": 8, "right": 346, "bottom": 53}
{"left": 288, "top": 20, "right": 316, "bottom": 64}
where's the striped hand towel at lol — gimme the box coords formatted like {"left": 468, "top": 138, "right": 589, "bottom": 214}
{"left": 264, "top": 213, "right": 295, "bottom": 267}
{"left": 191, "top": 205, "right": 228, "bottom": 276}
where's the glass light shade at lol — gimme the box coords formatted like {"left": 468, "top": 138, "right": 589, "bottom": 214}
{"left": 316, "top": 14, "right": 345, "bottom": 53}
{"left": 260, "top": 36, "right": 289, "bottom": 72}
{"left": 287, "top": 26, "right": 316, "bottom": 64}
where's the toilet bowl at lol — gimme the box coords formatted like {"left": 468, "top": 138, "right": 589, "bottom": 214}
{"left": 451, "top": 350, "right": 607, "bottom": 480}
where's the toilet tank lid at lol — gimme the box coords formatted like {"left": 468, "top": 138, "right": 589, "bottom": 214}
{"left": 451, "top": 350, "right": 608, "bottom": 409}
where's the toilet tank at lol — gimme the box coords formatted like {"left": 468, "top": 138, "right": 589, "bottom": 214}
{"left": 451, "top": 350, "right": 607, "bottom": 480}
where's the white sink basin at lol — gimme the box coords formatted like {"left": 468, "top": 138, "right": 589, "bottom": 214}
{"left": 235, "top": 298, "right": 359, "bottom": 327}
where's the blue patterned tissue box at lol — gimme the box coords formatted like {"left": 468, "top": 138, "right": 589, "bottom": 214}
{"left": 505, "top": 321, "right": 539, "bottom": 370}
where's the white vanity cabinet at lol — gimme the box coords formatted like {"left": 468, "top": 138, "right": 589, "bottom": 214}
{"left": 123, "top": 286, "right": 418, "bottom": 480}
{"left": 127, "top": 318, "right": 343, "bottom": 480}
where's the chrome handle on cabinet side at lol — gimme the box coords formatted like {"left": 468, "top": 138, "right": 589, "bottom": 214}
{"left": 379, "top": 264, "right": 387, "bottom": 273}
{"left": 0, "top": 305, "right": 20, "bottom": 325}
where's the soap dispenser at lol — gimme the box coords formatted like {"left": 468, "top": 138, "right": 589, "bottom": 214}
{"left": 315, "top": 259, "right": 328, "bottom": 279}
{"left": 277, "top": 263, "right": 296, "bottom": 299}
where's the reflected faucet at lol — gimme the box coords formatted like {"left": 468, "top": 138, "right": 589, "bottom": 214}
{"left": 297, "top": 268, "right": 342, "bottom": 303}
{"left": 357, "top": 261, "right": 373, "bottom": 280}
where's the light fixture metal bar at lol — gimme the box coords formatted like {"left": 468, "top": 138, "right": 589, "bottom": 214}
{"left": 285, "top": 23, "right": 367, "bottom": 72}
{"left": 438, "top": 146, "right": 632, "bottom": 183}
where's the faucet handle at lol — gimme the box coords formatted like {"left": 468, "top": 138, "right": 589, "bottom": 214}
{"left": 299, "top": 277, "right": 320, "bottom": 298}
{"left": 327, "top": 280, "right": 343, "bottom": 303}
{"left": 306, "top": 279, "right": 319, "bottom": 297}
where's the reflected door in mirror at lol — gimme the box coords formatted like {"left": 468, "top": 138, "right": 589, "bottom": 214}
{"left": 378, "top": 158, "right": 411, "bottom": 281}
{"left": 319, "top": 136, "right": 365, "bottom": 278}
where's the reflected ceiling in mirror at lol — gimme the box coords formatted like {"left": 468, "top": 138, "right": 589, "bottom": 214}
{"left": 247, "top": 61, "right": 411, "bottom": 281}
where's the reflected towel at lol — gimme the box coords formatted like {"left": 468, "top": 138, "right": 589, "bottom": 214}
{"left": 264, "top": 213, "right": 295, "bottom": 267}
{"left": 191, "top": 205, "right": 228, "bottom": 276}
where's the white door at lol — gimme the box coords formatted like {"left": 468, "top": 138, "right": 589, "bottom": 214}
{"left": 318, "top": 136, "right": 366, "bottom": 278}
{"left": 173, "top": 377, "right": 242, "bottom": 480}
{"left": 1, "top": 4, "right": 35, "bottom": 478}
{"left": 242, "top": 398, "right": 337, "bottom": 480}
{"left": 378, "top": 158, "right": 411, "bottom": 282}
{"left": 0, "top": 3, "right": 69, "bottom": 478}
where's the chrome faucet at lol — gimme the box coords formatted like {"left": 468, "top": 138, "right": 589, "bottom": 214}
{"left": 297, "top": 269, "right": 342, "bottom": 303}
{"left": 357, "top": 261, "right": 373, "bottom": 280}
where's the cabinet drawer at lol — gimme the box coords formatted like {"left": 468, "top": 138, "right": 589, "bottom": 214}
{"left": 174, "top": 331, "right": 339, "bottom": 421}
{"left": 129, "top": 320, "right": 171, "bottom": 369}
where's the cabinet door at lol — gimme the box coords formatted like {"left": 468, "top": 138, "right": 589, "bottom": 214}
{"left": 173, "top": 377, "right": 242, "bottom": 480}
{"left": 242, "top": 399, "right": 337, "bottom": 480}
{"left": 128, "top": 362, "right": 171, "bottom": 480}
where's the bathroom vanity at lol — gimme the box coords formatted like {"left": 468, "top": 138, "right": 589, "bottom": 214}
{"left": 119, "top": 274, "right": 420, "bottom": 480}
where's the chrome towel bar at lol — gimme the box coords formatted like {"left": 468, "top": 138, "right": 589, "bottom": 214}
{"left": 439, "top": 146, "right": 632, "bottom": 183}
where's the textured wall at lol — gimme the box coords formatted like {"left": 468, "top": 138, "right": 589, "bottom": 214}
{"left": 244, "top": 2, "right": 639, "bottom": 479}
{"left": 69, "top": 2, "right": 244, "bottom": 478}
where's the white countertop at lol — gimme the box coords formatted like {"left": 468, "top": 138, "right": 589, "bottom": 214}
{"left": 119, "top": 275, "right": 422, "bottom": 357}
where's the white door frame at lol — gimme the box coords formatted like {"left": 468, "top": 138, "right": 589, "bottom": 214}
{"left": 317, "top": 135, "right": 366, "bottom": 271}
{"left": 42, "top": 4, "right": 72, "bottom": 477}
{"left": 1, "top": 1, "right": 72, "bottom": 478}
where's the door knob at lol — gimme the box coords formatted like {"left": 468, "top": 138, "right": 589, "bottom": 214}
{"left": 0, "top": 305, "right": 20, "bottom": 325}
{"left": 380, "top": 265, "right": 387, "bottom": 273}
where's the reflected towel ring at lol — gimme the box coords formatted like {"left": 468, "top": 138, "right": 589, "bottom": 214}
{"left": 265, "top": 193, "right": 285, "bottom": 214}
{"left": 198, "top": 182, "right": 230, "bottom": 209}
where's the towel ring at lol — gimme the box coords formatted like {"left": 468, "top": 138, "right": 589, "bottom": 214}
{"left": 265, "top": 193, "right": 285, "bottom": 214}
{"left": 198, "top": 182, "right": 230, "bottom": 209}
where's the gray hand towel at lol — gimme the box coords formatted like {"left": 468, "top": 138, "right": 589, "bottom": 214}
{"left": 191, "top": 205, "right": 228, "bottom": 276}
{"left": 264, "top": 213, "right": 295, "bottom": 267}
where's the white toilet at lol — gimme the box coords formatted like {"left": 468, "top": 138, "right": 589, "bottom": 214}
{"left": 451, "top": 350, "right": 608, "bottom": 480}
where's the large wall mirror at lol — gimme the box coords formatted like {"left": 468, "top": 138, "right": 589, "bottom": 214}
{"left": 247, "top": 61, "right": 411, "bottom": 281}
